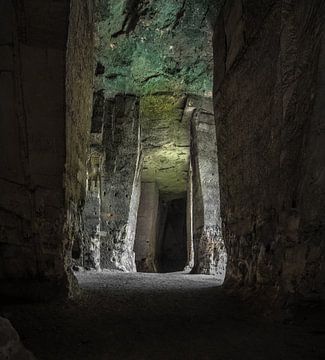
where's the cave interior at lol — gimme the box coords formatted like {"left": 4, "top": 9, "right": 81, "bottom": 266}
{"left": 0, "top": 0, "right": 325, "bottom": 359}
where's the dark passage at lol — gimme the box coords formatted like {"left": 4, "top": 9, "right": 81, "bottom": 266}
{"left": 157, "top": 198, "right": 188, "bottom": 273}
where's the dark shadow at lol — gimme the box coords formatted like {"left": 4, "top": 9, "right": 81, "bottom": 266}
{"left": 157, "top": 198, "right": 187, "bottom": 272}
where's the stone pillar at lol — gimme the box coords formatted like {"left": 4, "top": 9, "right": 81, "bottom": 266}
{"left": 190, "top": 99, "right": 227, "bottom": 278}
{"left": 185, "top": 163, "right": 194, "bottom": 270}
{"left": 82, "top": 151, "right": 102, "bottom": 270}
{"left": 100, "top": 95, "right": 141, "bottom": 272}
{"left": 134, "top": 182, "right": 159, "bottom": 272}
{"left": 79, "top": 91, "right": 105, "bottom": 270}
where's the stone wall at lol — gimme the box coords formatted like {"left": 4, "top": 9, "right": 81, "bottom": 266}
{"left": 190, "top": 98, "right": 226, "bottom": 277}
{"left": 0, "top": 0, "right": 69, "bottom": 299}
{"left": 100, "top": 95, "right": 141, "bottom": 272}
{"left": 213, "top": 0, "right": 325, "bottom": 300}
{"left": 0, "top": 0, "right": 94, "bottom": 299}
{"left": 185, "top": 163, "right": 194, "bottom": 270}
{"left": 0, "top": 317, "right": 35, "bottom": 359}
{"left": 65, "top": 0, "right": 95, "bottom": 290}
{"left": 134, "top": 182, "right": 159, "bottom": 272}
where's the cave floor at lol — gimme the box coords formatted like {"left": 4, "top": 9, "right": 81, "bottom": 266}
{"left": 2, "top": 271, "right": 325, "bottom": 360}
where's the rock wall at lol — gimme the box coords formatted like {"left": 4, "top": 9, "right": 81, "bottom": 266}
{"left": 213, "top": 0, "right": 325, "bottom": 300}
{"left": 100, "top": 95, "right": 141, "bottom": 272}
{"left": 190, "top": 98, "right": 226, "bottom": 277}
{"left": 0, "top": 317, "right": 35, "bottom": 359}
{"left": 65, "top": 0, "right": 95, "bottom": 290}
{"left": 0, "top": 0, "right": 94, "bottom": 299}
{"left": 134, "top": 182, "right": 159, "bottom": 272}
{"left": 185, "top": 163, "right": 194, "bottom": 270}
{"left": 81, "top": 151, "right": 102, "bottom": 270}
{"left": 0, "top": 0, "right": 69, "bottom": 299}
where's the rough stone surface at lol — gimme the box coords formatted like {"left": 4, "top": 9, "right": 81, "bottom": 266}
{"left": 65, "top": 0, "right": 95, "bottom": 290}
{"left": 0, "top": 0, "right": 95, "bottom": 299}
{"left": 140, "top": 94, "right": 190, "bottom": 199}
{"left": 185, "top": 163, "right": 194, "bottom": 270}
{"left": 0, "top": 317, "right": 35, "bottom": 360}
{"left": 100, "top": 95, "right": 141, "bottom": 272}
{"left": 214, "top": 0, "right": 325, "bottom": 299}
{"left": 190, "top": 97, "right": 226, "bottom": 277}
{"left": 94, "top": 0, "right": 223, "bottom": 96}
{"left": 81, "top": 152, "right": 102, "bottom": 270}
{"left": 134, "top": 182, "right": 159, "bottom": 272}
{"left": 0, "top": 0, "right": 69, "bottom": 298}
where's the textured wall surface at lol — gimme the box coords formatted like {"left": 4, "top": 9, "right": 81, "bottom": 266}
{"left": 0, "top": 0, "right": 94, "bottom": 298}
{"left": 94, "top": 0, "right": 222, "bottom": 96}
{"left": 81, "top": 152, "right": 102, "bottom": 270}
{"left": 214, "top": 0, "right": 325, "bottom": 300}
{"left": 190, "top": 98, "right": 226, "bottom": 277}
{"left": 0, "top": 317, "right": 35, "bottom": 359}
{"left": 65, "top": 0, "right": 95, "bottom": 291}
{"left": 0, "top": 0, "right": 69, "bottom": 298}
{"left": 100, "top": 95, "right": 141, "bottom": 272}
{"left": 140, "top": 94, "right": 190, "bottom": 199}
{"left": 134, "top": 182, "right": 159, "bottom": 272}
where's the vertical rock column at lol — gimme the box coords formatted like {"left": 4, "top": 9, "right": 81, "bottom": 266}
{"left": 185, "top": 163, "right": 194, "bottom": 270}
{"left": 190, "top": 102, "right": 227, "bottom": 278}
{"left": 82, "top": 152, "right": 102, "bottom": 270}
{"left": 100, "top": 95, "right": 141, "bottom": 272}
{"left": 134, "top": 182, "right": 159, "bottom": 272}
{"left": 81, "top": 91, "right": 105, "bottom": 270}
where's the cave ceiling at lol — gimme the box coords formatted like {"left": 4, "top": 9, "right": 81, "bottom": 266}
{"left": 95, "top": 0, "right": 222, "bottom": 199}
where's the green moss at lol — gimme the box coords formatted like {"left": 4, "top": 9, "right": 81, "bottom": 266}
{"left": 95, "top": 0, "right": 218, "bottom": 96}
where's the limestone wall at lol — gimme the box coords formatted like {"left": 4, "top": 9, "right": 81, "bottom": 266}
{"left": 0, "top": 0, "right": 94, "bottom": 299}
{"left": 214, "top": 0, "right": 325, "bottom": 300}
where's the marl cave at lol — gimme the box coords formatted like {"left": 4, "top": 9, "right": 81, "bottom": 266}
{"left": 0, "top": 0, "right": 325, "bottom": 359}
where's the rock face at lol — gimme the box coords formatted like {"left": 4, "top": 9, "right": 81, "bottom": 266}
{"left": 65, "top": 0, "right": 95, "bottom": 289}
{"left": 213, "top": 0, "right": 325, "bottom": 299}
{"left": 190, "top": 98, "right": 226, "bottom": 277}
{"left": 140, "top": 95, "right": 190, "bottom": 200}
{"left": 134, "top": 182, "right": 160, "bottom": 272}
{"left": 0, "top": 0, "right": 94, "bottom": 299}
{"left": 0, "top": 317, "right": 35, "bottom": 360}
{"left": 100, "top": 95, "right": 141, "bottom": 272}
{"left": 81, "top": 152, "right": 102, "bottom": 270}
{"left": 94, "top": 0, "right": 222, "bottom": 96}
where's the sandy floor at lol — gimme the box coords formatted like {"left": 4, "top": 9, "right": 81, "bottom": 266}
{"left": 2, "top": 271, "right": 325, "bottom": 360}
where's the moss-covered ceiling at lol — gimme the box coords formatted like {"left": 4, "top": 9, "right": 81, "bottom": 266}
{"left": 95, "top": 0, "right": 221, "bottom": 96}
{"left": 95, "top": 0, "right": 222, "bottom": 198}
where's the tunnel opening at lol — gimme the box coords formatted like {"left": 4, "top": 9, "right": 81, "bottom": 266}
{"left": 157, "top": 197, "right": 188, "bottom": 273}
{"left": 71, "top": 0, "right": 227, "bottom": 281}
